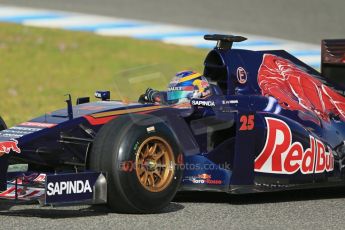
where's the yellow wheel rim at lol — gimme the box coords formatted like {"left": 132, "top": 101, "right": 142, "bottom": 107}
{"left": 135, "top": 136, "right": 175, "bottom": 192}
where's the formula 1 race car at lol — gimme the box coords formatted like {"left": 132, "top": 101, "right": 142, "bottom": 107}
{"left": 0, "top": 35, "right": 345, "bottom": 213}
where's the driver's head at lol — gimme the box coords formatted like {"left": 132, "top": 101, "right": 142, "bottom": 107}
{"left": 167, "top": 70, "right": 211, "bottom": 105}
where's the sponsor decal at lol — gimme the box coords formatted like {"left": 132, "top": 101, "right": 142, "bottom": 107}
{"left": 167, "top": 85, "right": 194, "bottom": 92}
{"left": 254, "top": 117, "right": 334, "bottom": 174}
{"left": 191, "top": 100, "right": 215, "bottom": 107}
{"left": 12, "top": 127, "right": 41, "bottom": 132}
{"left": 0, "top": 126, "right": 43, "bottom": 138}
{"left": 222, "top": 100, "right": 239, "bottom": 105}
{"left": 0, "top": 133, "right": 22, "bottom": 138}
{"left": 46, "top": 180, "right": 92, "bottom": 196}
{"left": 146, "top": 126, "right": 155, "bottom": 133}
{"left": 239, "top": 114, "right": 255, "bottom": 131}
{"left": 192, "top": 77, "right": 211, "bottom": 98}
{"left": 168, "top": 86, "right": 182, "bottom": 91}
{"left": 185, "top": 174, "right": 222, "bottom": 185}
{"left": 0, "top": 139, "right": 21, "bottom": 157}
{"left": 45, "top": 172, "right": 100, "bottom": 204}
{"left": 193, "top": 79, "right": 210, "bottom": 92}
{"left": 237, "top": 67, "right": 247, "bottom": 84}
{"left": 258, "top": 54, "right": 345, "bottom": 123}
{"left": 20, "top": 122, "right": 56, "bottom": 128}
{"left": 198, "top": 173, "right": 211, "bottom": 180}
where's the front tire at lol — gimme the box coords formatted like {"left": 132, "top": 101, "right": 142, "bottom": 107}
{"left": 89, "top": 114, "right": 183, "bottom": 213}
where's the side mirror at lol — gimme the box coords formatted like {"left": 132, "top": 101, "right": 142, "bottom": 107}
{"left": 95, "top": 91, "right": 110, "bottom": 101}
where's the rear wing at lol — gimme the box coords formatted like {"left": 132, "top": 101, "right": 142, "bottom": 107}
{"left": 321, "top": 39, "right": 345, "bottom": 88}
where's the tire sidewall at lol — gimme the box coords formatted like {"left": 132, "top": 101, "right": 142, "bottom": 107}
{"left": 108, "top": 120, "right": 183, "bottom": 212}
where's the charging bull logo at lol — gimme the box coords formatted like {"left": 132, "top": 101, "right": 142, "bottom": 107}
{"left": 258, "top": 54, "right": 345, "bottom": 123}
{"left": 254, "top": 118, "right": 334, "bottom": 174}
{"left": 0, "top": 139, "right": 21, "bottom": 157}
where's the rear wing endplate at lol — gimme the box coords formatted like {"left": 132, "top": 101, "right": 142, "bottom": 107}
{"left": 321, "top": 39, "right": 345, "bottom": 88}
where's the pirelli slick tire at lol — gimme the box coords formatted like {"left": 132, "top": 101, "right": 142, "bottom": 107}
{"left": 89, "top": 114, "right": 183, "bottom": 213}
{"left": 0, "top": 116, "right": 6, "bottom": 130}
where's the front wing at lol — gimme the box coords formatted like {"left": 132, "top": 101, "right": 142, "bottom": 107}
{"left": 0, "top": 171, "right": 107, "bottom": 206}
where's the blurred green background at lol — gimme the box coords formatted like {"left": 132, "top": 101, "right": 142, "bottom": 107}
{"left": 0, "top": 23, "right": 207, "bottom": 126}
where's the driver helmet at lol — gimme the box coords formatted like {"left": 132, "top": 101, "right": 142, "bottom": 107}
{"left": 167, "top": 70, "right": 211, "bottom": 105}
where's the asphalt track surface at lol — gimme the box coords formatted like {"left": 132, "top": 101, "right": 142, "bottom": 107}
{"left": 1, "top": 187, "right": 345, "bottom": 230}
{"left": 0, "top": 0, "right": 345, "bottom": 44}
{"left": 1, "top": 1, "right": 345, "bottom": 229}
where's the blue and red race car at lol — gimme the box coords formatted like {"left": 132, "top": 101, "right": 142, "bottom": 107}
{"left": 0, "top": 34, "right": 345, "bottom": 213}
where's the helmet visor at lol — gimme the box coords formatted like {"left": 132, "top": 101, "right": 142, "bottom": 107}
{"left": 167, "top": 90, "right": 193, "bottom": 101}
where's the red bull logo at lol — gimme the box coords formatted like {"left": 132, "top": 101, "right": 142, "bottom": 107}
{"left": 193, "top": 79, "right": 209, "bottom": 93}
{"left": 198, "top": 174, "right": 212, "bottom": 180}
{"left": 254, "top": 118, "right": 334, "bottom": 174}
{"left": 258, "top": 54, "right": 345, "bottom": 123}
{"left": 0, "top": 139, "right": 21, "bottom": 157}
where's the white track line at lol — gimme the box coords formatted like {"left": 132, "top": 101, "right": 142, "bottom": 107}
{"left": 23, "top": 16, "right": 125, "bottom": 28}
{"left": 96, "top": 25, "right": 194, "bottom": 36}
{"left": 0, "top": 5, "right": 321, "bottom": 68}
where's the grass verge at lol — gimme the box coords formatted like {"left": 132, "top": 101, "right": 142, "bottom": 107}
{"left": 0, "top": 23, "right": 207, "bottom": 126}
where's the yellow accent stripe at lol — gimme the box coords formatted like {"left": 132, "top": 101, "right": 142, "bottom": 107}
{"left": 91, "top": 105, "right": 164, "bottom": 118}
{"left": 178, "top": 73, "right": 201, "bottom": 83}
